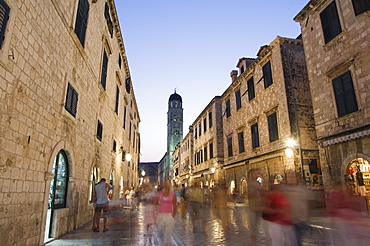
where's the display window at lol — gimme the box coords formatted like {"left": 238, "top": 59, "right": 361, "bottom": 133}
{"left": 48, "top": 150, "right": 69, "bottom": 209}
{"left": 345, "top": 158, "right": 370, "bottom": 197}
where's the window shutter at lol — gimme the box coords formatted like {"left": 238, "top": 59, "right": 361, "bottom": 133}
{"left": 71, "top": 88, "right": 78, "bottom": 117}
{"left": 333, "top": 71, "right": 358, "bottom": 117}
{"left": 263, "top": 61, "right": 273, "bottom": 88}
{"left": 101, "top": 50, "right": 108, "bottom": 90}
{"left": 115, "top": 85, "right": 119, "bottom": 114}
{"left": 352, "top": 0, "right": 370, "bottom": 16}
{"left": 247, "top": 77, "right": 255, "bottom": 101}
{"left": 75, "top": 0, "right": 89, "bottom": 47}
{"left": 268, "top": 112, "right": 279, "bottom": 142}
{"left": 0, "top": 0, "right": 10, "bottom": 49}
{"left": 251, "top": 123, "right": 259, "bottom": 148}
{"left": 320, "top": 1, "right": 342, "bottom": 43}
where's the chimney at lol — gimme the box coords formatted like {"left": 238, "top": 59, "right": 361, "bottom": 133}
{"left": 230, "top": 70, "right": 238, "bottom": 82}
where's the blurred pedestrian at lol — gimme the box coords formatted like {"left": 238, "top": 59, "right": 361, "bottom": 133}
{"left": 262, "top": 183, "right": 295, "bottom": 246}
{"left": 212, "top": 183, "right": 230, "bottom": 231}
{"left": 92, "top": 178, "right": 111, "bottom": 232}
{"left": 155, "top": 180, "right": 177, "bottom": 246}
{"left": 247, "top": 169, "right": 264, "bottom": 246}
{"left": 143, "top": 187, "right": 157, "bottom": 245}
{"left": 189, "top": 182, "right": 205, "bottom": 233}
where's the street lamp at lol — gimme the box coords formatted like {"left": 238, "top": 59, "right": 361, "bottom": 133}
{"left": 126, "top": 153, "right": 132, "bottom": 162}
{"left": 141, "top": 170, "right": 146, "bottom": 177}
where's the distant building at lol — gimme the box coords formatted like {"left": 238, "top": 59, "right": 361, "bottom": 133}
{"left": 139, "top": 162, "right": 159, "bottom": 186}
{"left": 294, "top": 0, "right": 370, "bottom": 207}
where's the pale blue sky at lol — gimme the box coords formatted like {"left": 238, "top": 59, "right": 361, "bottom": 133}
{"left": 115, "top": 0, "right": 309, "bottom": 162}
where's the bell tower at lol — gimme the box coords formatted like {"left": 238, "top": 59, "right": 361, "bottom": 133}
{"left": 166, "top": 90, "right": 183, "bottom": 178}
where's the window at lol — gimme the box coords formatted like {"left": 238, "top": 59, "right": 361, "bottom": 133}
{"left": 251, "top": 123, "right": 260, "bottom": 148}
{"left": 238, "top": 131, "right": 245, "bottom": 153}
{"left": 209, "top": 142, "right": 214, "bottom": 159}
{"left": 49, "top": 151, "right": 69, "bottom": 209}
{"left": 115, "top": 85, "right": 119, "bottom": 114}
{"left": 204, "top": 146, "right": 208, "bottom": 161}
{"left": 113, "top": 140, "right": 117, "bottom": 152}
{"left": 97, "top": 120, "right": 103, "bottom": 141}
{"left": 247, "top": 77, "right": 255, "bottom": 101}
{"left": 0, "top": 0, "right": 10, "bottom": 49}
{"left": 332, "top": 71, "right": 358, "bottom": 117}
{"left": 198, "top": 123, "right": 201, "bottom": 136}
{"left": 118, "top": 54, "right": 122, "bottom": 69}
{"left": 240, "top": 65, "right": 244, "bottom": 74}
{"left": 129, "top": 122, "right": 132, "bottom": 140}
{"left": 235, "top": 89, "right": 242, "bottom": 110}
{"left": 65, "top": 83, "right": 78, "bottom": 117}
{"left": 352, "top": 0, "right": 370, "bottom": 15}
{"left": 123, "top": 106, "right": 126, "bottom": 129}
{"left": 74, "top": 0, "right": 89, "bottom": 47}
{"left": 225, "top": 99, "right": 231, "bottom": 118}
{"left": 100, "top": 50, "right": 108, "bottom": 90}
{"left": 263, "top": 61, "right": 273, "bottom": 88}
{"left": 209, "top": 112, "right": 213, "bottom": 127}
{"left": 126, "top": 77, "right": 131, "bottom": 94}
{"left": 104, "top": 2, "right": 113, "bottom": 37}
{"left": 194, "top": 128, "right": 197, "bottom": 139}
{"left": 268, "top": 112, "right": 279, "bottom": 142}
{"left": 320, "top": 1, "right": 342, "bottom": 43}
{"left": 200, "top": 149, "right": 203, "bottom": 163}
{"left": 203, "top": 118, "right": 207, "bottom": 132}
{"left": 174, "top": 129, "right": 180, "bottom": 135}
{"left": 227, "top": 137, "right": 233, "bottom": 157}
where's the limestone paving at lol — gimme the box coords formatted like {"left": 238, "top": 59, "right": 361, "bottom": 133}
{"left": 45, "top": 203, "right": 370, "bottom": 246}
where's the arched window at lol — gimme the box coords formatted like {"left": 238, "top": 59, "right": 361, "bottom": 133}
{"left": 48, "top": 151, "right": 69, "bottom": 209}
{"left": 90, "top": 166, "right": 99, "bottom": 202}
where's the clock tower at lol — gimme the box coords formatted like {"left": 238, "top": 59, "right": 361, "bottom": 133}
{"left": 167, "top": 90, "right": 183, "bottom": 178}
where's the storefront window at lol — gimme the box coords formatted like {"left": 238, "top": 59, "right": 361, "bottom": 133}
{"left": 345, "top": 158, "right": 370, "bottom": 196}
{"left": 48, "top": 151, "right": 68, "bottom": 209}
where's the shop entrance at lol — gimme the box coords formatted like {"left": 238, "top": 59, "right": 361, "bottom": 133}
{"left": 344, "top": 158, "right": 370, "bottom": 196}
{"left": 44, "top": 150, "right": 69, "bottom": 242}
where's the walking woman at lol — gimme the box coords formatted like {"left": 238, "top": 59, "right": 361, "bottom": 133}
{"left": 155, "top": 180, "right": 177, "bottom": 246}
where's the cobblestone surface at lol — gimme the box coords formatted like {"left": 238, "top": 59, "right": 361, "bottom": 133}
{"left": 45, "top": 203, "right": 370, "bottom": 246}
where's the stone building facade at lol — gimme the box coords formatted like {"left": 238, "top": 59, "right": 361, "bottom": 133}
{"left": 221, "top": 37, "right": 320, "bottom": 200}
{"left": 190, "top": 96, "right": 224, "bottom": 187}
{"left": 0, "top": 0, "right": 140, "bottom": 245}
{"left": 294, "top": 0, "right": 370, "bottom": 205}
{"left": 174, "top": 127, "right": 194, "bottom": 186}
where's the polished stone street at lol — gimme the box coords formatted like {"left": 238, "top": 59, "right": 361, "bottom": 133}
{"left": 45, "top": 203, "right": 370, "bottom": 246}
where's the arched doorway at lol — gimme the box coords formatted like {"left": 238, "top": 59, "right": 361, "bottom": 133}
{"left": 44, "top": 150, "right": 69, "bottom": 240}
{"left": 344, "top": 157, "right": 370, "bottom": 196}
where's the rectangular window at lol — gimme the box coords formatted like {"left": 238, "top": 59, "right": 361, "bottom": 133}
{"left": 115, "top": 85, "right": 119, "bottom": 114}
{"left": 251, "top": 123, "right": 260, "bottom": 148}
{"left": 352, "top": 0, "right": 370, "bottom": 15}
{"left": 122, "top": 150, "right": 126, "bottom": 162}
{"left": 126, "top": 77, "right": 131, "bottom": 94}
{"left": 247, "top": 77, "right": 255, "bottom": 101}
{"left": 200, "top": 149, "right": 203, "bottom": 163}
{"left": 0, "top": 0, "right": 10, "bottom": 49}
{"left": 268, "top": 112, "right": 279, "bottom": 142}
{"left": 113, "top": 140, "right": 117, "bottom": 152}
{"left": 332, "top": 71, "right": 358, "bottom": 117}
{"left": 74, "top": 0, "right": 89, "bottom": 47}
{"left": 209, "top": 111, "right": 213, "bottom": 127}
{"left": 263, "top": 61, "right": 273, "bottom": 88}
{"left": 203, "top": 118, "right": 207, "bottom": 132}
{"left": 129, "top": 122, "right": 132, "bottom": 140}
{"left": 118, "top": 54, "right": 122, "bottom": 69}
{"left": 204, "top": 146, "right": 208, "bottom": 161}
{"left": 65, "top": 83, "right": 78, "bottom": 117}
{"left": 101, "top": 50, "right": 108, "bottom": 90}
{"left": 227, "top": 137, "right": 233, "bottom": 157}
{"left": 123, "top": 106, "right": 126, "bottom": 129}
{"left": 225, "top": 99, "right": 231, "bottom": 118}
{"left": 104, "top": 2, "right": 113, "bottom": 37}
{"left": 209, "top": 143, "right": 214, "bottom": 159}
{"left": 198, "top": 123, "right": 202, "bottom": 136}
{"left": 235, "top": 89, "right": 242, "bottom": 110}
{"left": 320, "top": 1, "right": 342, "bottom": 43}
{"left": 194, "top": 128, "right": 197, "bottom": 139}
{"left": 238, "top": 131, "right": 245, "bottom": 153}
{"left": 97, "top": 120, "right": 103, "bottom": 141}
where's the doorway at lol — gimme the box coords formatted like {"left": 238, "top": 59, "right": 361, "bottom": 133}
{"left": 44, "top": 150, "right": 69, "bottom": 242}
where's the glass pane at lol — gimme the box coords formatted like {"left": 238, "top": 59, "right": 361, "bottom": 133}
{"left": 54, "top": 153, "right": 67, "bottom": 205}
